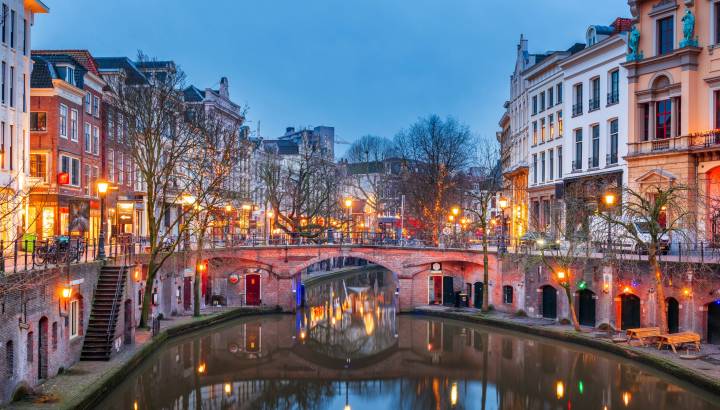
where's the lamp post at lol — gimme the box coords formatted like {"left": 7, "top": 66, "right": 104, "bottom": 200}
{"left": 603, "top": 192, "right": 616, "bottom": 253}
{"left": 498, "top": 197, "right": 509, "bottom": 254}
{"left": 345, "top": 198, "right": 353, "bottom": 243}
{"left": 97, "top": 181, "right": 109, "bottom": 260}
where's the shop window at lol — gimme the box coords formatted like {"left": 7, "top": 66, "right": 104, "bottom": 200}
{"left": 503, "top": 286, "right": 513, "bottom": 304}
{"left": 30, "top": 112, "right": 46, "bottom": 131}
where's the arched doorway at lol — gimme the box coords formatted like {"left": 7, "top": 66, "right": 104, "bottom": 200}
{"left": 620, "top": 293, "right": 641, "bottom": 329}
{"left": 666, "top": 297, "right": 679, "bottom": 334}
{"left": 541, "top": 285, "right": 557, "bottom": 319}
{"left": 577, "top": 289, "right": 596, "bottom": 327}
{"left": 38, "top": 317, "right": 48, "bottom": 380}
{"left": 708, "top": 301, "right": 720, "bottom": 344}
{"left": 246, "top": 273, "right": 261, "bottom": 305}
{"left": 473, "top": 282, "right": 483, "bottom": 308}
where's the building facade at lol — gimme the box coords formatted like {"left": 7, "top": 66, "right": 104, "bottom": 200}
{"left": 0, "top": 0, "right": 48, "bottom": 242}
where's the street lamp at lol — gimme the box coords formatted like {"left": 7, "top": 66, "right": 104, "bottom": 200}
{"left": 603, "top": 192, "right": 616, "bottom": 253}
{"left": 498, "top": 197, "right": 509, "bottom": 253}
{"left": 97, "top": 180, "right": 109, "bottom": 260}
{"left": 345, "top": 198, "right": 353, "bottom": 243}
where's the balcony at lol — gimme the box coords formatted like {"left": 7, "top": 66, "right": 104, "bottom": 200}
{"left": 572, "top": 103, "right": 583, "bottom": 117}
{"left": 607, "top": 92, "right": 619, "bottom": 106}
{"left": 571, "top": 160, "right": 582, "bottom": 172}
{"left": 628, "top": 131, "right": 720, "bottom": 156}
{"left": 588, "top": 98, "right": 600, "bottom": 112}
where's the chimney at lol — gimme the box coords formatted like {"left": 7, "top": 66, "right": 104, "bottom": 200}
{"left": 219, "top": 77, "right": 229, "bottom": 98}
{"left": 286, "top": 127, "right": 295, "bottom": 134}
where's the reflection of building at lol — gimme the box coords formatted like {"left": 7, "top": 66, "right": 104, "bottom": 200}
{"left": 0, "top": 0, "right": 48, "bottom": 242}
{"left": 623, "top": 1, "right": 716, "bottom": 242}
{"left": 561, "top": 19, "right": 631, "bottom": 233}
{"left": 28, "top": 50, "right": 105, "bottom": 239}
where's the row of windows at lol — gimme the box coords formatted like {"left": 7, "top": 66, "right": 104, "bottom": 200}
{"left": 532, "top": 146, "right": 563, "bottom": 185}
{"left": 572, "top": 119, "right": 620, "bottom": 172}
{"left": 47, "top": 152, "right": 133, "bottom": 190}
{"left": 532, "top": 110, "right": 563, "bottom": 145}
{"left": 0, "top": 121, "right": 19, "bottom": 171}
{"left": 532, "top": 83, "right": 563, "bottom": 115}
{"left": 33, "top": 109, "right": 102, "bottom": 155}
{"left": 0, "top": 61, "right": 25, "bottom": 111}
{"left": 1, "top": 3, "right": 29, "bottom": 55}
{"left": 572, "top": 70, "right": 620, "bottom": 117}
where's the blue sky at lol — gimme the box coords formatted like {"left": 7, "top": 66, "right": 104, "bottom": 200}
{"left": 33, "top": 0, "right": 629, "bottom": 157}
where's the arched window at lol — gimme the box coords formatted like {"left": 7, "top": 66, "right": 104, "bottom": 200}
{"left": 503, "top": 285, "right": 514, "bottom": 304}
{"left": 5, "top": 340, "right": 13, "bottom": 378}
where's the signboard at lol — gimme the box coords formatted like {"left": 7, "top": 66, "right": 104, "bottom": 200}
{"left": 57, "top": 172, "right": 70, "bottom": 185}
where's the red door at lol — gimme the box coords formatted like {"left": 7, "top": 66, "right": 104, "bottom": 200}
{"left": 246, "top": 274, "right": 261, "bottom": 305}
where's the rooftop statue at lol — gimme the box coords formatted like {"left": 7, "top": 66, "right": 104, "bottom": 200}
{"left": 627, "top": 25, "right": 643, "bottom": 62}
{"left": 681, "top": 8, "right": 698, "bottom": 47}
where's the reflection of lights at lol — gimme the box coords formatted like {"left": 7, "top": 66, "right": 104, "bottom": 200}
{"left": 344, "top": 406, "right": 351, "bottom": 410}
{"left": 450, "top": 382, "right": 458, "bottom": 406}
{"left": 300, "top": 330, "right": 306, "bottom": 340}
{"left": 133, "top": 401, "right": 138, "bottom": 410}
{"left": 555, "top": 381, "right": 564, "bottom": 399}
{"left": 578, "top": 380, "right": 584, "bottom": 394}
{"left": 427, "top": 343, "right": 433, "bottom": 351}
{"left": 197, "top": 363, "right": 206, "bottom": 374}
{"left": 224, "top": 383, "right": 232, "bottom": 395}
{"left": 622, "top": 392, "right": 631, "bottom": 407}
{"left": 363, "top": 313, "right": 375, "bottom": 335}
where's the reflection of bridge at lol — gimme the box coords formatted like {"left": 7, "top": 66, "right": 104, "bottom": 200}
{"left": 195, "top": 245, "right": 498, "bottom": 311}
{"left": 100, "top": 315, "right": 707, "bottom": 410}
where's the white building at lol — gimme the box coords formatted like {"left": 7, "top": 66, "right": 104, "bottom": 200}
{"left": 560, "top": 19, "right": 631, "bottom": 230}
{"left": 525, "top": 43, "right": 584, "bottom": 233}
{"left": 0, "top": 0, "right": 48, "bottom": 242}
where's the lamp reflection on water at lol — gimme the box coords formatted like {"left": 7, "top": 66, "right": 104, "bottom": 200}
{"left": 450, "top": 382, "right": 458, "bottom": 406}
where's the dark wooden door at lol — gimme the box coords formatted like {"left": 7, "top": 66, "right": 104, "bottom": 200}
{"left": 578, "top": 290, "right": 596, "bottom": 327}
{"left": 442, "top": 276, "right": 454, "bottom": 306}
{"left": 666, "top": 298, "right": 679, "bottom": 334}
{"left": 621, "top": 294, "right": 641, "bottom": 329}
{"left": 542, "top": 286, "right": 557, "bottom": 319}
{"left": 38, "top": 317, "right": 48, "bottom": 380}
{"left": 708, "top": 302, "right": 720, "bottom": 344}
{"left": 473, "top": 282, "right": 483, "bottom": 308}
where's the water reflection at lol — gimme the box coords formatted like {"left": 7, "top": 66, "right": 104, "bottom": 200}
{"left": 100, "top": 268, "right": 719, "bottom": 410}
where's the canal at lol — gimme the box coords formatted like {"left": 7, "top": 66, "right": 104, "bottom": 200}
{"left": 99, "top": 266, "right": 719, "bottom": 409}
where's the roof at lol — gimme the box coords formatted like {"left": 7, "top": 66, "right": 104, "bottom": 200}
{"left": 30, "top": 53, "right": 88, "bottom": 89}
{"left": 591, "top": 25, "right": 615, "bottom": 36}
{"left": 263, "top": 139, "right": 299, "bottom": 156}
{"left": 25, "top": 0, "right": 49, "bottom": 13}
{"left": 95, "top": 57, "right": 148, "bottom": 84}
{"left": 183, "top": 85, "right": 205, "bottom": 102}
{"left": 32, "top": 50, "right": 100, "bottom": 76}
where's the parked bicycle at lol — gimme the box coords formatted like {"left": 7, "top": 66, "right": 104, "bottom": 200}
{"left": 33, "top": 236, "right": 85, "bottom": 266}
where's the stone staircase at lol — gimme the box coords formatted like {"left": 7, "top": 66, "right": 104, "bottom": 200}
{"left": 80, "top": 265, "right": 127, "bottom": 361}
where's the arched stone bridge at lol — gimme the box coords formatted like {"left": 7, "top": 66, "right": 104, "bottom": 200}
{"left": 194, "top": 245, "right": 500, "bottom": 312}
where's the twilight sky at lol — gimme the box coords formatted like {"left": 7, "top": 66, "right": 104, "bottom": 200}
{"left": 33, "top": 0, "right": 629, "bottom": 157}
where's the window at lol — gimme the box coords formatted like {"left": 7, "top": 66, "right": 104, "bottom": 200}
{"left": 716, "top": 2, "right": 720, "bottom": 44}
{"left": 573, "top": 83, "right": 583, "bottom": 116}
{"left": 608, "top": 70, "right": 620, "bottom": 105}
{"left": 22, "top": 18, "right": 26, "bottom": 55}
{"left": 574, "top": 129, "right": 583, "bottom": 170}
{"left": 503, "top": 286, "right": 513, "bottom": 304}
{"left": 70, "top": 109, "right": 78, "bottom": 142}
{"left": 26, "top": 332, "right": 32, "bottom": 363}
{"left": 84, "top": 92, "right": 91, "bottom": 114}
{"left": 108, "top": 149, "right": 114, "bottom": 181}
{"left": 51, "top": 322, "right": 57, "bottom": 351}
{"left": 1, "top": 4, "right": 6, "bottom": 44}
{"left": 8, "top": 66, "right": 13, "bottom": 107}
{"left": 549, "top": 114, "right": 555, "bottom": 139}
{"left": 657, "top": 16, "right": 674, "bottom": 55}
{"left": 558, "top": 110, "right": 563, "bottom": 136}
{"left": 549, "top": 149, "right": 554, "bottom": 180}
{"left": 5, "top": 340, "right": 13, "bottom": 379}
{"left": 107, "top": 110, "right": 114, "bottom": 141}
{"left": 92, "top": 126, "right": 99, "bottom": 155}
{"left": 548, "top": 87, "right": 554, "bottom": 107}
{"left": 92, "top": 95, "right": 99, "bottom": 117}
{"left": 0, "top": 122, "right": 5, "bottom": 170}
{"left": 69, "top": 299, "right": 80, "bottom": 339}
{"left": 59, "top": 105, "right": 68, "bottom": 138}
{"left": 558, "top": 147, "right": 563, "bottom": 178}
{"left": 532, "top": 121, "right": 538, "bottom": 145}
{"left": 532, "top": 96, "right": 538, "bottom": 115}
{"left": 29, "top": 154, "right": 47, "bottom": 181}
{"left": 92, "top": 166, "right": 99, "bottom": 196}
{"left": 57, "top": 65, "right": 75, "bottom": 85}
{"left": 118, "top": 152, "right": 124, "bottom": 184}
{"left": 591, "top": 124, "right": 600, "bottom": 168}
{"left": 557, "top": 83, "right": 563, "bottom": 104}
{"left": 9, "top": 9, "right": 14, "bottom": 48}
{"left": 30, "top": 112, "right": 47, "bottom": 131}
{"left": 541, "top": 151, "right": 546, "bottom": 182}
{"left": 609, "top": 119, "right": 619, "bottom": 164}
{"left": 540, "top": 91, "right": 546, "bottom": 112}
{"left": 540, "top": 118, "right": 546, "bottom": 143}
{"left": 60, "top": 155, "right": 80, "bottom": 186}
{"left": 84, "top": 164, "right": 90, "bottom": 196}
{"left": 656, "top": 99, "right": 672, "bottom": 139}
{"left": 7, "top": 124, "right": 11, "bottom": 170}
{"left": 1, "top": 61, "right": 5, "bottom": 104}
{"left": 589, "top": 77, "right": 600, "bottom": 111}
{"left": 532, "top": 154, "right": 537, "bottom": 184}
{"left": 83, "top": 123, "right": 90, "bottom": 152}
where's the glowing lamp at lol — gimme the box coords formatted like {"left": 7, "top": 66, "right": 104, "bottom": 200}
{"left": 578, "top": 280, "right": 587, "bottom": 290}
{"left": 622, "top": 392, "right": 631, "bottom": 407}
{"left": 498, "top": 197, "right": 509, "bottom": 209}
{"left": 134, "top": 268, "right": 141, "bottom": 281}
{"left": 603, "top": 193, "right": 616, "bottom": 206}
{"left": 450, "top": 382, "right": 458, "bottom": 406}
{"left": 623, "top": 286, "right": 632, "bottom": 294}
{"left": 197, "top": 363, "right": 206, "bottom": 374}
{"left": 451, "top": 207, "right": 460, "bottom": 216}
{"left": 241, "top": 204, "right": 252, "bottom": 211}
{"left": 299, "top": 330, "right": 306, "bottom": 340}
{"left": 197, "top": 260, "right": 208, "bottom": 274}
{"left": 556, "top": 381, "right": 565, "bottom": 399}
{"left": 97, "top": 181, "right": 109, "bottom": 195}
{"left": 225, "top": 205, "right": 232, "bottom": 212}
{"left": 61, "top": 286, "right": 72, "bottom": 299}
{"left": 448, "top": 215, "right": 455, "bottom": 222}
{"left": 556, "top": 271, "right": 566, "bottom": 280}
{"left": 344, "top": 405, "right": 351, "bottom": 410}
{"left": 267, "top": 210, "right": 274, "bottom": 218}
{"left": 683, "top": 288, "right": 691, "bottom": 297}
{"left": 344, "top": 198, "right": 353, "bottom": 208}
{"left": 182, "top": 195, "right": 196, "bottom": 205}
{"left": 427, "top": 343, "right": 433, "bottom": 351}
{"left": 224, "top": 383, "right": 231, "bottom": 395}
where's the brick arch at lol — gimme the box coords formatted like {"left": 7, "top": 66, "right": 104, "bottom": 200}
{"left": 290, "top": 250, "right": 404, "bottom": 277}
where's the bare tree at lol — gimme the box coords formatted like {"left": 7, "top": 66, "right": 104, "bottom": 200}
{"left": 598, "top": 184, "right": 691, "bottom": 333}
{"left": 461, "top": 138, "right": 502, "bottom": 312}
{"left": 395, "top": 115, "right": 473, "bottom": 245}
{"left": 259, "top": 138, "right": 340, "bottom": 241}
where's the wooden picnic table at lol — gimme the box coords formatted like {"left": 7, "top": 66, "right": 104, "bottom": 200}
{"left": 626, "top": 327, "right": 660, "bottom": 346}
{"left": 657, "top": 332, "right": 701, "bottom": 353}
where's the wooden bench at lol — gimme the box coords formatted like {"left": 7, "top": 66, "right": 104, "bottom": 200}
{"left": 626, "top": 327, "right": 660, "bottom": 346}
{"left": 657, "top": 332, "right": 701, "bottom": 353}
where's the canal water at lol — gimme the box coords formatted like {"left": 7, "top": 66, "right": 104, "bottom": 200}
{"left": 99, "top": 267, "right": 719, "bottom": 409}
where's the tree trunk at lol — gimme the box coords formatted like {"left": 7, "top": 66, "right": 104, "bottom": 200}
{"left": 194, "top": 232, "right": 205, "bottom": 317}
{"left": 564, "top": 286, "right": 581, "bottom": 331}
{"left": 139, "top": 258, "right": 157, "bottom": 328}
{"left": 649, "top": 245, "right": 668, "bottom": 332}
{"left": 481, "top": 233, "right": 490, "bottom": 312}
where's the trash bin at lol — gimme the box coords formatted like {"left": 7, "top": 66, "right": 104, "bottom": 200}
{"left": 21, "top": 233, "right": 36, "bottom": 252}
{"left": 459, "top": 293, "right": 469, "bottom": 307}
